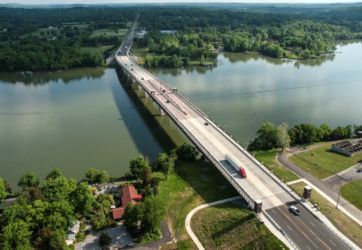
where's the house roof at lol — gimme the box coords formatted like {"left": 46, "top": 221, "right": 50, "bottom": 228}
{"left": 112, "top": 207, "right": 125, "bottom": 220}
{"left": 121, "top": 185, "right": 142, "bottom": 207}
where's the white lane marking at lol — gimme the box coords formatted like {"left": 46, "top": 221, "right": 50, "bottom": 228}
{"left": 305, "top": 245, "right": 312, "bottom": 250}
{"left": 287, "top": 225, "right": 294, "bottom": 232}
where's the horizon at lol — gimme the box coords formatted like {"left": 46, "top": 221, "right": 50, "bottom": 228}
{"left": 2, "top": 0, "right": 362, "bottom": 5}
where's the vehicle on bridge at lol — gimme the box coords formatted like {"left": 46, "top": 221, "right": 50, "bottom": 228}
{"left": 225, "top": 154, "right": 247, "bottom": 178}
{"left": 289, "top": 205, "right": 301, "bottom": 215}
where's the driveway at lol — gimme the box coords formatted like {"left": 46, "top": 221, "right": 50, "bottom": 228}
{"left": 75, "top": 225, "right": 133, "bottom": 250}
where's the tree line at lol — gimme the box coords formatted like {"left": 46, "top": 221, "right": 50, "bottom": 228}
{"left": 0, "top": 143, "right": 199, "bottom": 249}
{"left": 248, "top": 122, "right": 362, "bottom": 151}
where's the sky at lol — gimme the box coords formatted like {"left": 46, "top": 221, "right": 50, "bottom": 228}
{"left": 1, "top": 0, "right": 361, "bottom": 4}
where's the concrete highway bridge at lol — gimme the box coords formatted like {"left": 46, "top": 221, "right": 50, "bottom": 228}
{"left": 114, "top": 24, "right": 358, "bottom": 250}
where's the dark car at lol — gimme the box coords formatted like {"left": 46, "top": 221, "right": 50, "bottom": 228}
{"left": 289, "top": 205, "right": 301, "bottom": 215}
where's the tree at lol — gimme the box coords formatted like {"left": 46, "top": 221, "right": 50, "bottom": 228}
{"left": 0, "top": 177, "right": 7, "bottom": 200}
{"left": 99, "top": 233, "right": 112, "bottom": 248}
{"left": 70, "top": 182, "right": 95, "bottom": 218}
{"left": 123, "top": 203, "right": 143, "bottom": 233}
{"left": 130, "top": 156, "right": 150, "bottom": 180}
{"left": 18, "top": 172, "right": 40, "bottom": 189}
{"left": 85, "top": 168, "right": 109, "bottom": 184}
{"left": 276, "top": 123, "right": 291, "bottom": 151}
{"left": 156, "top": 153, "right": 173, "bottom": 178}
{"left": 42, "top": 176, "right": 76, "bottom": 202}
{"left": 1, "top": 220, "right": 32, "bottom": 250}
{"left": 248, "top": 122, "right": 278, "bottom": 150}
{"left": 46, "top": 168, "right": 62, "bottom": 180}
{"left": 176, "top": 144, "right": 198, "bottom": 161}
{"left": 35, "top": 227, "right": 67, "bottom": 250}
{"left": 141, "top": 195, "right": 164, "bottom": 237}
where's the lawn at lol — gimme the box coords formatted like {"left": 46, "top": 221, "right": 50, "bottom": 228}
{"left": 192, "top": 202, "right": 286, "bottom": 250}
{"left": 90, "top": 28, "right": 128, "bottom": 38}
{"left": 290, "top": 181, "right": 362, "bottom": 247}
{"left": 290, "top": 142, "right": 362, "bottom": 179}
{"left": 341, "top": 180, "right": 362, "bottom": 211}
{"left": 254, "top": 150, "right": 299, "bottom": 183}
{"left": 158, "top": 160, "right": 239, "bottom": 249}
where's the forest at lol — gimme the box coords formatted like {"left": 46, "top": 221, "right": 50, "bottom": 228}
{"left": 0, "top": 4, "right": 362, "bottom": 71}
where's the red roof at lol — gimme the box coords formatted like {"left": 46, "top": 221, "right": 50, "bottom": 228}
{"left": 112, "top": 185, "right": 142, "bottom": 220}
{"left": 121, "top": 185, "right": 142, "bottom": 207}
{"left": 112, "top": 207, "right": 125, "bottom": 220}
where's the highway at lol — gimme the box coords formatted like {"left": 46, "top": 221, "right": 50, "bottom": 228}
{"left": 115, "top": 25, "right": 354, "bottom": 250}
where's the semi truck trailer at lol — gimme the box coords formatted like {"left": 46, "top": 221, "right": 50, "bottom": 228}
{"left": 225, "top": 154, "right": 247, "bottom": 178}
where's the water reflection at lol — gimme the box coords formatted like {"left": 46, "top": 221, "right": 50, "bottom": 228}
{"left": 0, "top": 67, "right": 105, "bottom": 85}
{"left": 223, "top": 52, "right": 335, "bottom": 68}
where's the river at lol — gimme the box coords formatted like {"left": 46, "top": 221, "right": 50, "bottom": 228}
{"left": 1, "top": 43, "right": 362, "bottom": 186}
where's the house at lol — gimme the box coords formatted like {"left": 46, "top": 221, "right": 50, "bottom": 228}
{"left": 65, "top": 220, "right": 80, "bottom": 246}
{"left": 112, "top": 185, "right": 142, "bottom": 220}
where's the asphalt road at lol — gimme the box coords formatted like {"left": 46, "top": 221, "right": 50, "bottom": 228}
{"left": 267, "top": 204, "right": 349, "bottom": 250}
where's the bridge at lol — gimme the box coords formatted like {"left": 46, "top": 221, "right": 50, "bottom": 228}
{"left": 115, "top": 24, "right": 357, "bottom": 250}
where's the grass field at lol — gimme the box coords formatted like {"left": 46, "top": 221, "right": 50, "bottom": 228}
{"left": 158, "top": 160, "right": 239, "bottom": 249}
{"left": 254, "top": 150, "right": 299, "bottom": 183}
{"left": 290, "top": 142, "right": 362, "bottom": 179}
{"left": 90, "top": 28, "right": 128, "bottom": 38}
{"left": 341, "top": 180, "right": 362, "bottom": 211}
{"left": 290, "top": 181, "right": 362, "bottom": 247}
{"left": 192, "top": 202, "right": 286, "bottom": 250}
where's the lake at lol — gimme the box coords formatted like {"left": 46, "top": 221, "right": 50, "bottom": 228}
{"left": 1, "top": 43, "right": 362, "bottom": 186}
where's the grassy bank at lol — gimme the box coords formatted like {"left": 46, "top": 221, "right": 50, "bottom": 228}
{"left": 290, "top": 142, "right": 362, "bottom": 179}
{"left": 158, "top": 160, "right": 239, "bottom": 249}
{"left": 254, "top": 150, "right": 299, "bottom": 183}
{"left": 192, "top": 202, "right": 286, "bottom": 250}
{"left": 341, "top": 180, "right": 362, "bottom": 211}
{"left": 290, "top": 181, "right": 362, "bottom": 247}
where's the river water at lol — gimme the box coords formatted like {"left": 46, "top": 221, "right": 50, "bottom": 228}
{"left": 1, "top": 43, "right": 362, "bottom": 186}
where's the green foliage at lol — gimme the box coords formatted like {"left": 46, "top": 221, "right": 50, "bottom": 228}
{"left": 42, "top": 176, "right": 76, "bottom": 202}
{"left": 1, "top": 220, "right": 32, "bottom": 250}
{"left": 18, "top": 172, "right": 40, "bottom": 189}
{"left": 155, "top": 153, "right": 174, "bottom": 178}
{"left": 0, "top": 177, "right": 8, "bottom": 200}
{"left": 130, "top": 156, "right": 150, "bottom": 180}
{"left": 70, "top": 182, "right": 95, "bottom": 218}
{"left": 85, "top": 168, "right": 109, "bottom": 184}
{"left": 89, "top": 194, "right": 114, "bottom": 230}
{"left": 248, "top": 122, "right": 279, "bottom": 150}
{"left": 99, "top": 232, "right": 112, "bottom": 248}
{"left": 250, "top": 122, "right": 357, "bottom": 150}
{"left": 140, "top": 195, "right": 165, "bottom": 240}
{"left": 175, "top": 143, "right": 198, "bottom": 161}
{"left": 123, "top": 203, "right": 144, "bottom": 233}
{"left": 45, "top": 168, "right": 62, "bottom": 180}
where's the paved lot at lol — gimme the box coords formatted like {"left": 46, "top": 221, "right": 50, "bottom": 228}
{"left": 324, "top": 163, "right": 362, "bottom": 192}
{"left": 75, "top": 225, "right": 133, "bottom": 250}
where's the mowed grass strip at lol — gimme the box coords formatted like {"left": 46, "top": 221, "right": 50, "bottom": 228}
{"left": 341, "top": 180, "right": 362, "bottom": 211}
{"left": 191, "top": 202, "right": 286, "bottom": 250}
{"left": 290, "top": 181, "right": 362, "bottom": 247}
{"left": 254, "top": 150, "right": 299, "bottom": 183}
{"left": 290, "top": 143, "right": 362, "bottom": 179}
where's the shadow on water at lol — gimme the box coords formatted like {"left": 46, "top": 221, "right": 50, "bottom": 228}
{"left": 0, "top": 67, "right": 105, "bottom": 86}
{"left": 111, "top": 67, "right": 180, "bottom": 160}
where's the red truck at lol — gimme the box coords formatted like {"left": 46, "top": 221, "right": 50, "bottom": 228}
{"left": 225, "top": 154, "right": 247, "bottom": 178}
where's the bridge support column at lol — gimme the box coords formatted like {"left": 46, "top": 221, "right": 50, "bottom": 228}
{"left": 145, "top": 92, "right": 149, "bottom": 98}
{"left": 160, "top": 108, "right": 166, "bottom": 116}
